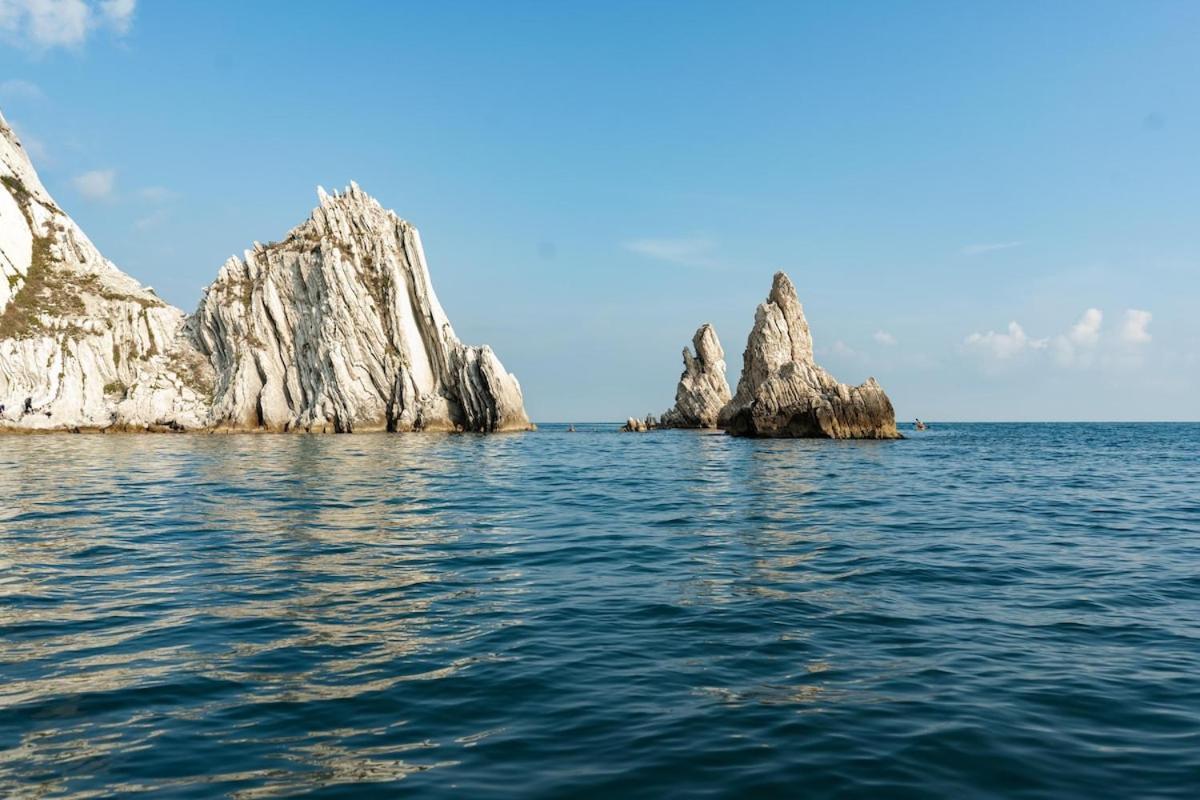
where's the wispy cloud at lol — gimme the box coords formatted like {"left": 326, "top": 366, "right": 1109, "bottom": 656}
{"left": 0, "top": 78, "right": 44, "bottom": 100}
{"left": 138, "top": 185, "right": 176, "bottom": 203}
{"left": 133, "top": 209, "right": 168, "bottom": 231}
{"left": 961, "top": 241, "right": 1022, "bottom": 256}
{"left": 0, "top": 0, "right": 136, "bottom": 49}
{"left": 873, "top": 330, "right": 897, "bottom": 346}
{"left": 72, "top": 168, "right": 116, "bottom": 200}
{"left": 622, "top": 236, "right": 717, "bottom": 268}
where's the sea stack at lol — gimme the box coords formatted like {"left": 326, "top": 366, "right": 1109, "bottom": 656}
{"left": 0, "top": 106, "right": 529, "bottom": 433}
{"left": 718, "top": 272, "right": 900, "bottom": 439}
{"left": 192, "top": 184, "right": 530, "bottom": 432}
{"left": 659, "top": 323, "right": 731, "bottom": 429}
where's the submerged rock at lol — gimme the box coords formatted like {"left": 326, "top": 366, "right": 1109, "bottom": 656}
{"left": 659, "top": 323, "right": 731, "bottom": 429}
{"left": 192, "top": 184, "right": 530, "bottom": 432}
{"left": 0, "top": 107, "right": 528, "bottom": 433}
{"left": 718, "top": 272, "right": 900, "bottom": 439}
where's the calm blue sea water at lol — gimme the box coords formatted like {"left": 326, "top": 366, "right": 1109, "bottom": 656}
{"left": 1, "top": 423, "right": 1198, "bottom": 798}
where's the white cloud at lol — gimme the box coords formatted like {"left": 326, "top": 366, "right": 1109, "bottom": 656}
{"left": 873, "top": 330, "right": 897, "bottom": 346}
{"left": 622, "top": 236, "right": 717, "bottom": 267}
{"left": 99, "top": 0, "right": 133, "bottom": 33}
{"left": 138, "top": 185, "right": 176, "bottom": 203}
{"left": 1068, "top": 308, "right": 1102, "bottom": 346}
{"left": 830, "top": 340, "right": 858, "bottom": 358}
{"left": 72, "top": 168, "right": 115, "bottom": 200}
{"left": 0, "top": 78, "right": 43, "bottom": 100}
{"left": 0, "top": 0, "right": 135, "bottom": 48}
{"left": 1120, "top": 309, "right": 1152, "bottom": 344}
{"left": 968, "top": 306, "right": 1153, "bottom": 368}
{"left": 133, "top": 208, "right": 167, "bottom": 230}
{"left": 961, "top": 241, "right": 1022, "bottom": 256}
{"left": 965, "top": 321, "right": 1048, "bottom": 359}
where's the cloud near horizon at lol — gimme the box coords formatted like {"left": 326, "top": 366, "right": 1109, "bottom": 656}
{"left": 0, "top": 0, "right": 135, "bottom": 49}
{"left": 1120, "top": 309, "right": 1152, "bottom": 344}
{"left": 966, "top": 306, "right": 1152, "bottom": 367}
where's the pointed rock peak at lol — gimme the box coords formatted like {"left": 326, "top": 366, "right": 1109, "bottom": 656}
{"left": 721, "top": 271, "right": 900, "bottom": 439}
{"left": 658, "top": 321, "right": 732, "bottom": 429}
{"left": 692, "top": 322, "right": 724, "bottom": 364}
{"left": 758, "top": 270, "right": 812, "bottom": 364}
{"left": 317, "top": 185, "right": 330, "bottom": 204}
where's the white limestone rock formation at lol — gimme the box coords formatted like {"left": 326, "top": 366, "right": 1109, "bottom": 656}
{"left": 621, "top": 414, "right": 658, "bottom": 432}
{"left": 0, "top": 110, "right": 212, "bottom": 431}
{"left": 191, "top": 183, "right": 531, "bottom": 432}
{"left": 718, "top": 272, "right": 901, "bottom": 439}
{"left": 659, "top": 323, "right": 731, "bottom": 429}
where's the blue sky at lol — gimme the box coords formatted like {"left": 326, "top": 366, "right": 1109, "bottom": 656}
{"left": 2, "top": 1, "right": 1197, "bottom": 421}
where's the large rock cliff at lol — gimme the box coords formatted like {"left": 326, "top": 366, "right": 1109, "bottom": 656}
{"left": 719, "top": 272, "right": 900, "bottom": 439}
{"left": 659, "top": 323, "right": 731, "bottom": 429}
{"left": 0, "top": 109, "right": 528, "bottom": 433}
{"left": 192, "top": 184, "right": 530, "bottom": 432}
{"left": 0, "top": 111, "right": 212, "bottom": 431}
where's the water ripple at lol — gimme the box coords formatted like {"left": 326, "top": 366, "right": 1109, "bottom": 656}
{"left": 1, "top": 423, "right": 1198, "bottom": 797}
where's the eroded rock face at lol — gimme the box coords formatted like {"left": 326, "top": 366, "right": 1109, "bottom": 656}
{"left": 0, "top": 110, "right": 212, "bottom": 431}
{"left": 0, "top": 107, "right": 528, "bottom": 433}
{"left": 659, "top": 323, "right": 731, "bottom": 429}
{"left": 719, "top": 272, "right": 900, "bottom": 439}
{"left": 191, "top": 184, "right": 530, "bottom": 432}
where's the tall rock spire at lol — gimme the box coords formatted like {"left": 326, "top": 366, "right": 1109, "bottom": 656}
{"left": 719, "top": 272, "right": 900, "bottom": 439}
{"left": 660, "top": 323, "right": 732, "bottom": 429}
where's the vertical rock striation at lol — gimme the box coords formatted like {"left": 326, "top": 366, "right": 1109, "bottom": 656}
{"left": 0, "top": 110, "right": 212, "bottom": 431}
{"left": 0, "top": 105, "right": 529, "bottom": 433}
{"left": 191, "top": 184, "right": 530, "bottom": 432}
{"left": 659, "top": 323, "right": 731, "bottom": 428}
{"left": 719, "top": 272, "right": 900, "bottom": 439}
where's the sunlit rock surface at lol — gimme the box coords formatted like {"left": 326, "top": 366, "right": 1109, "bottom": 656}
{"left": 0, "top": 110, "right": 212, "bottom": 431}
{"left": 192, "top": 184, "right": 530, "bottom": 432}
{"left": 659, "top": 323, "right": 731, "bottom": 429}
{"left": 719, "top": 272, "right": 900, "bottom": 439}
{"left": 0, "top": 108, "right": 528, "bottom": 433}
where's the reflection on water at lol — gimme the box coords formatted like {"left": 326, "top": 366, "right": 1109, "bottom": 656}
{"left": 1, "top": 424, "right": 1199, "bottom": 798}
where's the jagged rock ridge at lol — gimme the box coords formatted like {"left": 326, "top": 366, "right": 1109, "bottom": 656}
{"left": 192, "top": 184, "right": 529, "bottom": 432}
{"left": 0, "top": 110, "right": 212, "bottom": 431}
{"left": 0, "top": 108, "right": 528, "bottom": 433}
{"left": 659, "top": 323, "right": 731, "bottom": 429}
{"left": 719, "top": 272, "right": 900, "bottom": 439}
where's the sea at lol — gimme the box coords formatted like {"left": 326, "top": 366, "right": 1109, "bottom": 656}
{"left": 1, "top": 423, "right": 1197, "bottom": 798}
